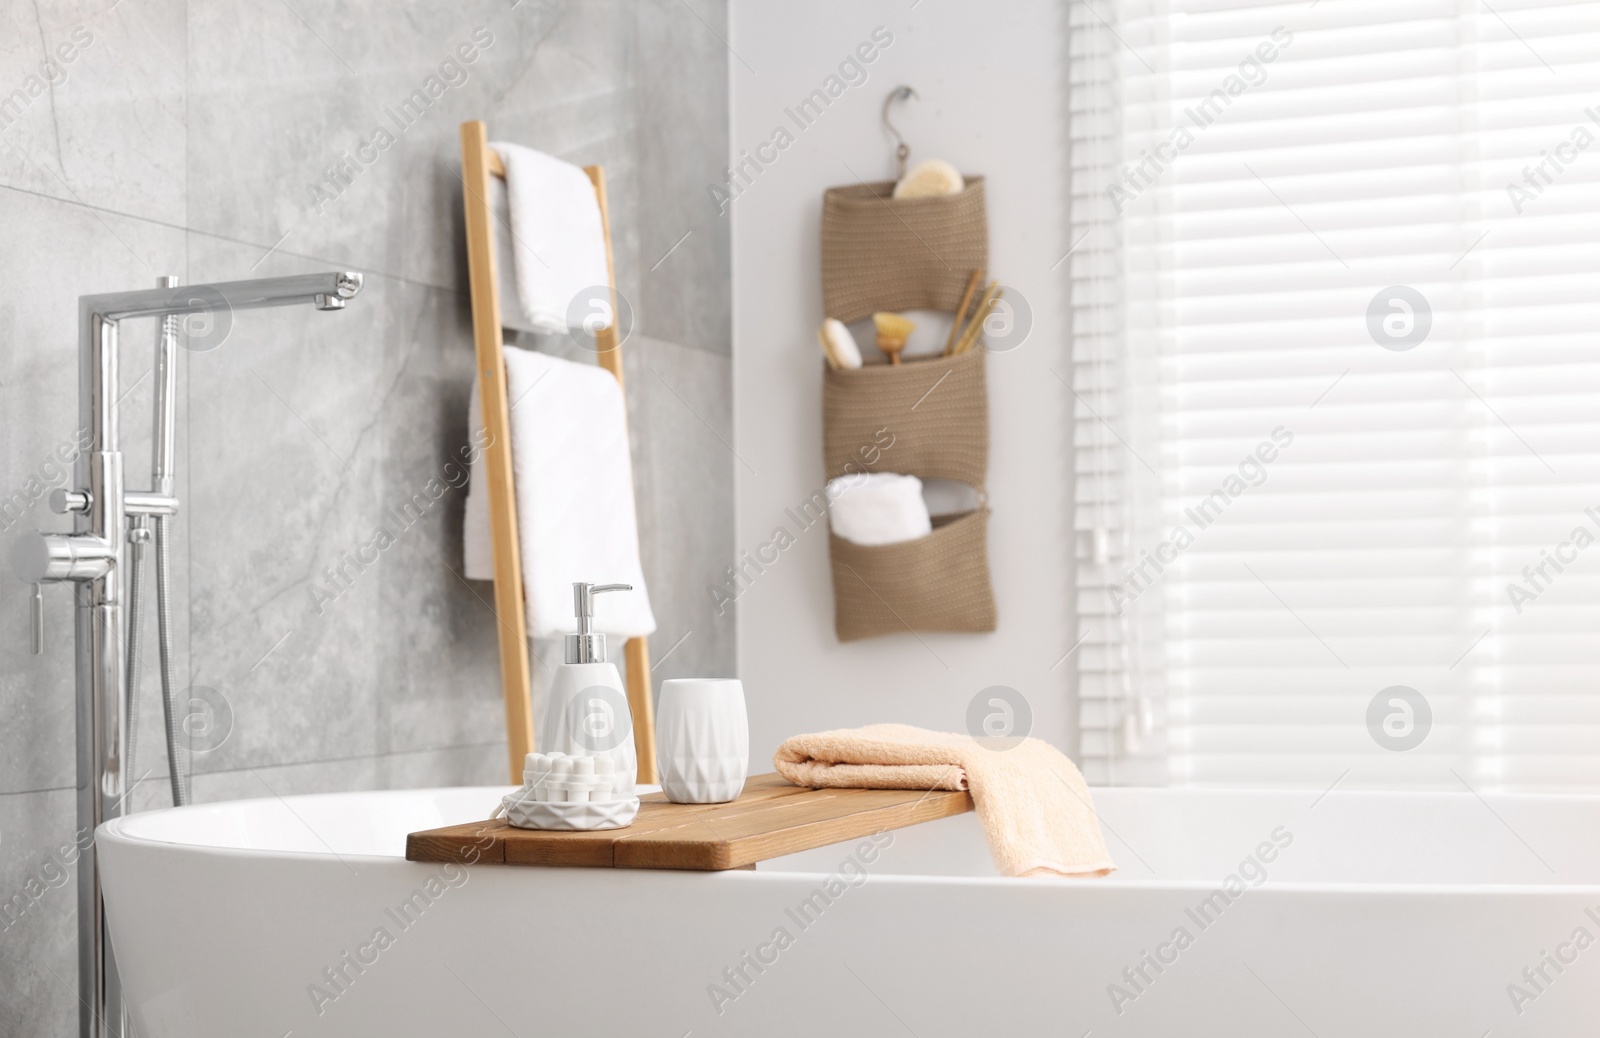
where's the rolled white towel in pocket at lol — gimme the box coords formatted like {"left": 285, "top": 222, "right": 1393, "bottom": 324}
{"left": 826, "top": 472, "right": 933, "bottom": 546}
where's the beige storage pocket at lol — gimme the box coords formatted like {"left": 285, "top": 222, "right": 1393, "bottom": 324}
{"left": 822, "top": 349, "right": 988, "bottom": 486}
{"left": 828, "top": 509, "right": 997, "bottom": 642}
{"left": 820, "top": 177, "right": 988, "bottom": 324}
{"left": 821, "top": 350, "right": 995, "bottom": 641}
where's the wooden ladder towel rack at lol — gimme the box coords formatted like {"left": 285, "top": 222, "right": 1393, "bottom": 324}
{"left": 458, "top": 119, "right": 657, "bottom": 784}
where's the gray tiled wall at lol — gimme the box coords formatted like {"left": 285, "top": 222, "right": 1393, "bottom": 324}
{"left": 0, "top": 2, "right": 732, "bottom": 1033}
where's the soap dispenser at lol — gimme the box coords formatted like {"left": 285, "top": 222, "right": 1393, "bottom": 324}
{"left": 539, "top": 582, "right": 637, "bottom": 795}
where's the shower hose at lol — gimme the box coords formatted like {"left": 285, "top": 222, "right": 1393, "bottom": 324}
{"left": 123, "top": 513, "right": 189, "bottom": 806}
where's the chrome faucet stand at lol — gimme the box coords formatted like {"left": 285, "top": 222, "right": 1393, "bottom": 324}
{"left": 11, "top": 271, "right": 362, "bottom": 1038}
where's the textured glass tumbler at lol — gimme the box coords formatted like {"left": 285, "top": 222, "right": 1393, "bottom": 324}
{"left": 657, "top": 678, "right": 749, "bottom": 804}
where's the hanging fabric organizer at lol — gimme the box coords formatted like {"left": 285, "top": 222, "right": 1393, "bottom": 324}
{"left": 816, "top": 106, "right": 997, "bottom": 641}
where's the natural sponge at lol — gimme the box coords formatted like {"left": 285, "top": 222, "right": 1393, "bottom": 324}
{"left": 893, "top": 159, "right": 964, "bottom": 199}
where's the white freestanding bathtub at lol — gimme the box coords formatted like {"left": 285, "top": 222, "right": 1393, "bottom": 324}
{"left": 98, "top": 784, "right": 1600, "bottom": 1037}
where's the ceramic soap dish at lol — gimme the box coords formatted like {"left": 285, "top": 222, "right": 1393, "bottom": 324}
{"left": 494, "top": 752, "right": 640, "bottom": 831}
{"left": 501, "top": 793, "right": 640, "bottom": 832}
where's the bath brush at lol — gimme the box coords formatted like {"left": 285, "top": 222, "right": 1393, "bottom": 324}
{"left": 872, "top": 311, "right": 916, "bottom": 366}
{"left": 818, "top": 317, "right": 863, "bottom": 370}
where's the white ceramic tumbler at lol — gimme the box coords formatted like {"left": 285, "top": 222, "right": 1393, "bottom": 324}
{"left": 656, "top": 678, "right": 749, "bottom": 804}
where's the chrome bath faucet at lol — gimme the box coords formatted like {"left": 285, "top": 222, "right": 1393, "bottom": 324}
{"left": 10, "top": 270, "right": 363, "bottom": 1038}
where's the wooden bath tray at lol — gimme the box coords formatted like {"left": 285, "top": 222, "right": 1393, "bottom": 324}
{"left": 406, "top": 773, "right": 972, "bottom": 871}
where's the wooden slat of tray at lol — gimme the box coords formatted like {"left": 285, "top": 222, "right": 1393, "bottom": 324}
{"left": 405, "top": 773, "right": 972, "bottom": 871}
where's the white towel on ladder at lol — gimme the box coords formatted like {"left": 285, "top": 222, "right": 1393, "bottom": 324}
{"left": 488, "top": 142, "right": 613, "bottom": 335}
{"left": 463, "top": 346, "right": 655, "bottom": 640}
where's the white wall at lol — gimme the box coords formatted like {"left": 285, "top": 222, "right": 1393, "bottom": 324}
{"left": 729, "top": 1, "right": 1075, "bottom": 764}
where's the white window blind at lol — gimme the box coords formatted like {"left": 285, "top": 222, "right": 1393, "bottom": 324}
{"left": 1070, "top": 0, "right": 1600, "bottom": 790}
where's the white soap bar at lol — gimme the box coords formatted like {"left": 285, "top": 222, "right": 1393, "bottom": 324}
{"left": 550, "top": 758, "right": 573, "bottom": 802}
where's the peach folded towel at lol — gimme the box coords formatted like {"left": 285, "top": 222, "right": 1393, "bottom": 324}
{"left": 773, "top": 724, "right": 1115, "bottom": 878}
